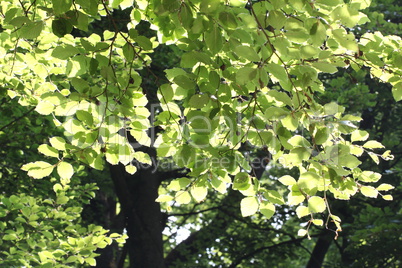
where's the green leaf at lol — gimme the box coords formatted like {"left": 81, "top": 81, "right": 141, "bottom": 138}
{"left": 297, "top": 229, "right": 308, "bottom": 237}
{"left": 155, "top": 194, "right": 174, "bottom": 203}
{"left": 338, "top": 154, "right": 361, "bottom": 169}
{"left": 38, "top": 144, "right": 59, "bottom": 158}
{"left": 267, "top": 90, "right": 293, "bottom": 106}
{"left": 312, "top": 219, "right": 323, "bottom": 226}
{"left": 20, "top": 21, "right": 43, "bottom": 39}
{"left": 264, "top": 190, "right": 285, "bottom": 205}
{"left": 53, "top": 183, "right": 63, "bottom": 193}
{"left": 191, "top": 186, "right": 208, "bottom": 202}
{"left": 49, "top": 137, "right": 67, "bottom": 151}
{"left": 288, "top": 135, "right": 311, "bottom": 148}
{"left": 314, "top": 128, "right": 329, "bottom": 145}
{"left": 76, "top": 110, "right": 93, "bottom": 126}
{"left": 179, "top": 3, "right": 194, "bottom": 30}
{"left": 267, "top": 10, "right": 287, "bottom": 29}
{"left": 392, "top": 82, "right": 402, "bottom": 102}
{"left": 382, "top": 195, "right": 393, "bottom": 201}
{"left": 174, "top": 75, "right": 195, "bottom": 89}
{"left": 52, "top": 0, "right": 73, "bottom": 15}
{"left": 159, "top": 84, "right": 174, "bottom": 103}
{"left": 308, "top": 196, "right": 326, "bottom": 213}
{"left": 240, "top": 196, "right": 259, "bottom": 217}
{"left": 188, "top": 94, "right": 209, "bottom": 109}
{"left": 133, "top": 151, "right": 152, "bottom": 165}
{"left": 234, "top": 46, "right": 260, "bottom": 62}
{"left": 233, "top": 172, "right": 251, "bottom": 190}
{"left": 175, "top": 191, "right": 192, "bottom": 204}
{"left": 21, "top": 161, "right": 54, "bottom": 179}
{"left": 278, "top": 175, "right": 296, "bottom": 186}
{"left": 236, "top": 67, "right": 257, "bottom": 85}
{"left": 123, "top": 42, "right": 135, "bottom": 62}
{"left": 200, "top": 0, "right": 220, "bottom": 14}
{"left": 311, "top": 62, "right": 338, "bottom": 73}
{"left": 168, "top": 178, "right": 191, "bottom": 191}
{"left": 368, "top": 152, "right": 380, "bottom": 164}
{"left": 296, "top": 205, "right": 310, "bottom": 218}
{"left": 135, "top": 36, "right": 153, "bottom": 50}
{"left": 376, "top": 183, "right": 394, "bottom": 192}
{"left": 52, "top": 45, "right": 80, "bottom": 60}
{"left": 3, "top": 233, "right": 18, "bottom": 240}
{"left": 360, "top": 185, "right": 378, "bottom": 198}
{"left": 260, "top": 201, "right": 275, "bottom": 219}
{"left": 358, "top": 171, "right": 381, "bottom": 183}
{"left": 266, "top": 63, "right": 289, "bottom": 87}
{"left": 287, "top": 185, "right": 305, "bottom": 205}
{"left": 75, "top": 0, "right": 98, "bottom": 16}
{"left": 85, "top": 257, "right": 96, "bottom": 266}
{"left": 265, "top": 107, "right": 288, "bottom": 120}
{"left": 57, "top": 162, "right": 74, "bottom": 180}
{"left": 351, "top": 129, "right": 369, "bottom": 142}
{"left": 204, "top": 24, "right": 223, "bottom": 54}
{"left": 125, "top": 164, "right": 137, "bottom": 175}
{"left": 52, "top": 18, "right": 73, "bottom": 37}
{"left": 363, "top": 140, "right": 384, "bottom": 149}
{"left": 281, "top": 114, "right": 299, "bottom": 131}
{"left": 35, "top": 101, "right": 55, "bottom": 115}
{"left": 219, "top": 11, "right": 238, "bottom": 29}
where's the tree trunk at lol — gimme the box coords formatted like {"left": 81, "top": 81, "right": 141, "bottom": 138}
{"left": 110, "top": 158, "right": 165, "bottom": 268}
{"left": 306, "top": 230, "right": 333, "bottom": 268}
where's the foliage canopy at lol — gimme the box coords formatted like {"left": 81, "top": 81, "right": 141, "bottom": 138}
{"left": 0, "top": 0, "right": 401, "bottom": 266}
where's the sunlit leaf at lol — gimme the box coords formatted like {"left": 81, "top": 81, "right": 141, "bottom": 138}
{"left": 240, "top": 196, "right": 259, "bottom": 217}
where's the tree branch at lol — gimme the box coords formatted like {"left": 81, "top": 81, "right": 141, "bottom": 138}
{"left": 0, "top": 106, "right": 35, "bottom": 132}
{"left": 228, "top": 235, "right": 318, "bottom": 268}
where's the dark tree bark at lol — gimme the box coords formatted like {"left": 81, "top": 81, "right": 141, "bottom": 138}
{"left": 109, "top": 146, "right": 166, "bottom": 268}
{"left": 306, "top": 230, "right": 333, "bottom": 268}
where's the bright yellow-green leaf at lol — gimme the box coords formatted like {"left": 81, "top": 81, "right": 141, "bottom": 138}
{"left": 191, "top": 186, "right": 208, "bottom": 202}
{"left": 155, "top": 194, "right": 174, "bottom": 203}
{"left": 240, "top": 196, "right": 259, "bottom": 217}
{"left": 288, "top": 135, "right": 311, "bottom": 148}
{"left": 168, "top": 178, "right": 191, "bottom": 191}
{"left": 260, "top": 201, "right": 275, "bottom": 219}
{"left": 376, "top": 183, "right": 394, "bottom": 191}
{"left": 287, "top": 188, "right": 305, "bottom": 205}
{"left": 360, "top": 185, "right": 378, "bottom": 198}
{"left": 312, "top": 219, "right": 323, "bottom": 226}
{"left": 263, "top": 190, "right": 285, "bottom": 205}
{"left": 298, "top": 172, "right": 320, "bottom": 193}
{"left": 35, "top": 101, "right": 55, "bottom": 115}
{"left": 133, "top": 151, "right": 152, "bottom": 165}
{"left": 38, "top": 144, "right": 59, "bottom": 158}
{"left": 125, "top": 164, "right": 137, "bottom": 175}
{"left": 308, "top": 196, "right": 326, "bottom": 213}
{"left": 56, "top": 195, "right": 69, "bottom": 205}
{"left": 175, "top": 191, "right": 191, "bottom": 204}
{"left": 368, "top": 152, "right": 379, "bottom": 164}
{"left": 382, "top": 195, "right": 393, "bottom": 201}
{"left": 57, "top": 161, "right": 74, "bottom": 180}
{"left": 297, "top": 229, "right": 308, "bottom": 237}
{"left": 358, "top": 171, "right": 381, "bottom": 183}
{"left": 363, "top": 140, "right": 385, "bottom": 149}
{"left": 296, "top": 205, "right": 310, "bottom": 218}
{"left": 351, "top": 129, "right": 369, "bottom": 142}
{"left": 22, "top": 161, "right": 54, "bottom": 179}
{"left": 85, "top": 257, "right": 96, "bottom": 266}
